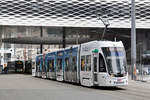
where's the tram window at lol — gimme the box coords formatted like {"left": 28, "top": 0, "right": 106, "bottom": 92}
{"left": 86, "top": 55, "right": 91, "bottom": 71}
{"left": 57, "top": 59, "right": 62, "bottom": 71}
{"left": 99, "top": 54, "right": 106, "bottom": 72}
{"left": 81, "top": 56, "right": 85, "bottom": 71}
{"left": 51, "top": 60, "right": 55, "bottom": 72}
{"left": 47, "top": 61, "right": 49, "bottom": 72}
{"left": 94, "top": 57, "right": 97, "bottom": 72}
{"left": 48, "top": 60, "right": 54, "bottom": 72}
{"left": 72, "top": 56, "right": 77, "bottom": 71}
{"left": 65, "top": 58, "right": 69, "bottom": 71}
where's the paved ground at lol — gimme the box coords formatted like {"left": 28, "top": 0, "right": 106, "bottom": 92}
{"left": 136, "top": 75, "right": 150, "bottom": 82}
{"left": 0, "top": 74, "right": 150, "bottom": 100}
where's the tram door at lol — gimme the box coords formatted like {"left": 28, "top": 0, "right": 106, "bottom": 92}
{"left": 64, "top": 48, "right": 78, "bottom": 83}
{"left": 93, "top": 54, "right": 99, "bottom": 84}
{"left": 71, "top": 55, "right": 77, "bottom": 82}
{"left": 56, "top": 51, "right": 64, "bottom": 81}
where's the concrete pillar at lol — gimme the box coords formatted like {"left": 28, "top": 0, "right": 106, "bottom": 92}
{"left": 131, "top": 0, "right": 136, "bottom": 80}
{"left": 0, "top": 26, "right": 3, "bottom": 65}
{"left": 143, "top": 34, "right": 147, "bottom": 52}
{"left": 0, "top": 26, "right": 2, "bottom": 48}
{"left": 146, "top": 33, "right": 150, "bottom": 50}
{"left": 62, "top": 27, "right": 66, "bottom": 48}
{"left": 40, "top": 26, "right": 43, "bottom": 54}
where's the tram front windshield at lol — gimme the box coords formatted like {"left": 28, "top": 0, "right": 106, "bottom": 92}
{"left": 102, "top": 47, "right": 127, "bottom": 76}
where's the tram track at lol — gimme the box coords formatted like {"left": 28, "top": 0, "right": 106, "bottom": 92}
{"left": 121, "top": 86, "right": 150, "bottom": 95}
{"left": 53, "top": 81, "right": 150, "bottom": 100}
{"left": 116, "top": 89, "right": 150, "bottom": 99}
{"left": 36, "top": 77, "right": 150, "bottom": 99}
{"left": 89, "top": 87, "right": 150, "bottom": 100}
{"left": 101, "top": 86, "right": 150, "bottom": 100}
{"left": 29, "top": 75, "right": 150, "bottom": 100}
{"left": 63, "top": 83, "right": 150, "bottom": 100}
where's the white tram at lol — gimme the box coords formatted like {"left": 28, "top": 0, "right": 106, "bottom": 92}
{"left": 80, "top": 41, "right": 128, "bottom": 86}
{"left": 32, "top": 41, "right": 128, "bottom": 87}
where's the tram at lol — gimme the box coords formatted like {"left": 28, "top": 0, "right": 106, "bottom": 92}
{"left": 24, "top": 60, "right": 32, "bottom": 74}
{"left": 14, "top": 60, "right": 24, "bottom": 73}
{"left": 32, "top": 41, "right": 128, "bottom": 87}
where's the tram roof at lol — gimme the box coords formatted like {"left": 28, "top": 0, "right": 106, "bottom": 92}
{"left": 81, "top": 40, "right": 124, "bottom": 47}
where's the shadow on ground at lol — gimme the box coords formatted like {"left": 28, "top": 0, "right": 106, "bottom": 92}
{"left": 35, "top": 76, "right": 127, "bottom": 91}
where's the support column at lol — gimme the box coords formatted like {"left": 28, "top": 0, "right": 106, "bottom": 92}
{"left": 62, "top": 27, "right": 66, "bottom": 48}
{"left": 131, "top": 0, "right": 137, "bottom": 80}
{"left": 40, "top": 26, "right": 43, "bottom": 54}
{"left": 76, "top": 31, "right": 79, "bottom": 44}
{"left": 0, "top": 26, "right": 2, "bottom": 48}
{"left": 0, "top": 27, "right": 2, "bottom": 65}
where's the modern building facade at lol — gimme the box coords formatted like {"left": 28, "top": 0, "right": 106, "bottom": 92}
{"left": 0, "top": 0, "right": 150, "bottom": 66}
{"left": 0, "top": 0, "right": 149, "bottom": 28}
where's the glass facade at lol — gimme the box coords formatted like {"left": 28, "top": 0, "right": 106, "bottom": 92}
{"left": 0, "top": 25, "right": 150, "bottom": 67}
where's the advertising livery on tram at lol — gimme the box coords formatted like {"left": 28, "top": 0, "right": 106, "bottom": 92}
{"left": 32, "top": 41, "right": 128, "bottom": 87}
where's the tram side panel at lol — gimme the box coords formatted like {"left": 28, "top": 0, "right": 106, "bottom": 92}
{"left": 41, "top": 54, "right": 47, "bottom": 78}
{"left": 45, "top": 54, "right": 49, "bottom": 78}
{"left": 79, "top": 41, "right": 128, "bottom": 87}
{"left": 79, "top": 42, "right": 97, "bottom": 87}
{"left": 64, "top": 49, "right": 70, "bottom": 82}
{"left": 71, "top": 47, "right": 80, "bottom": 83}
{"left": 45, "top": 52, "right": 57, "bottom": 80}
{"left": 64, "top": 46, "right": 80, "bottom": 83}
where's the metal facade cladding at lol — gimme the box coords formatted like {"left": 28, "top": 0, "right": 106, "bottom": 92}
{"left": 0, "top": 0, "right": 149, "bottom": 28}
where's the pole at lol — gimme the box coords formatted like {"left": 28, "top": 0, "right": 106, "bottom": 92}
{"left": 76, "top": 31, "right": 79, "bottom": 44}
{"left": 101, "top": 25, "right": 108, "bottom": 40}
{"left": 131, "top": 0, "right": 136, "bottom": 80}
{"left": 62, "top": 27, "right": 66, "bottom": 48}
{"left": 40, "top": 26, "right": 43, "bottom": 54}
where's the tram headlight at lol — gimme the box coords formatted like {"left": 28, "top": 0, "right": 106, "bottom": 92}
{"left": 110, "top": 74, "right": 114, "bottom": 77}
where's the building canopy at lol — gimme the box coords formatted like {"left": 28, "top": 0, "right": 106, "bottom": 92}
{"left": 0, "top": 0, "right": 150, "bottom": 28}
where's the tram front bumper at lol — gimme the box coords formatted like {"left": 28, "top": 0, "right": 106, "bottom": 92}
{"left": 97, "top": 74, "right": 128, "bottom": 86}
{"left": 107, "top": 77, "right": 128, "bottom": 86}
